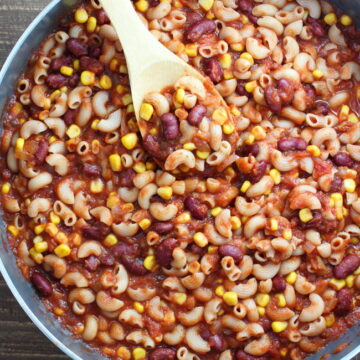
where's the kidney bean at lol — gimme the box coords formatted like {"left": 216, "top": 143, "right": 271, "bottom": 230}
{"left": 83, "top": 163, "right": 101, "bottom": 178}
{"left": 188, "top": 104, "right": 207, "bottom": 126}
{"left": 329, "top": 176, "right": 343, "bottom": 193}
{"left": 121, "top": 254, "right": 149, "bottom": 275}
{"left": 99, "top": 252, "right": 115, "bottom": 266}
{"left": 264, "top": 86, "right": 282, "bottom": 113}
{"left": 199, "top": 327, "right": 211, "bottom": 340}
{"left": 334, "top": 288, "right": 353, "bottom": 316}
{"left": 186, "top": 18, "right": 216, "bottom": 42}
{"left": 218, "top": 244, "right": 243, "bottom": 262}
{"left": 332, "top": 152, "right": 354, "bottom": 167}
{"left": 210, "top": 334, "right": 225, "bottom": 352}
{"left": 303, "top": 84, "right": 316, "bottom": 110}
{"left": 278, "top": 78, "right": 295, "bottom": 105}
{"left": 66, "top": 38, "right": 88, "bottom": 57}
{"left": 277, "top": 138, "right": 307, "bottom": 152}
{"left": 188, "top": 243, "right": 206, "bottom": 256}
{"left": 46, "top": 74, "right": 68, "bottom": 88}
{"left": 96, "top": 9, "right": 110, "bottom": 24}
{"left": 161, "top": 113, "right": 179, "bottom": 140}
{"left": 236, "top": 350, "right": 267, "bottom": 360}
{"left": 238, "top": 0, "right": 254, "bottom": 12}
{"left": 272, "top": 276, "right": 286, "bottom": 292}
{"left": 111, "top": 242, "right": 138, "bottom": 259}
{"left": 63, "top": 109, "right": 75, "bottom": 125}
{"left": 88, "top": 45, "right": 101, "bottom": 58}
{"left": 185, "top": 11, "right": 203, "bottom": 28}
{"left": 239, "top": 143, "right": 259, "bottom": 157}
{"left": 184, "top": 196, "right": 207, "bottom": 220}
{"left": 30, "top": 272, "right": 53, "bottom": 297}
{"left": 152, "top": 222, "right": 174, "bottom": 234}
{"left": 313, "top": 101, "right": 329, "bottom": 115}
{"left": 202, "top": 58, "right": 223, "bottom": 83}
{"left": 118, "top": 168, "right": 136, "bottom": 187}
{"left": 247, "top": 13, "right": 259, "bottom": 24}
{"left": 296, "top": 210, "right": 338, "bottom": 234}
{"left": 149, "top": 348, "right": 176, "bottom": 360}
{"left": 249, "top": 160, "right": 267, "bottom": 183}
{"left": 307, "top": 17, "right": 326, "bottom": 37}
{"left": 84, "top": 255, "right": 101, "bottom": 272}
{"left": 34, "top": 139, "right": 49, "bottom": 165}
{"left": 67, "top": 73, "right": 80, "bottom": 88}
{"left": 333, "top": 255, "right": 360, "bottom": 279}
{"left": 143, "top": 134, "right": 162, "bottom": 159}
{"left": 50, "top": 56, "right": 72, "bottom": 71}
{"left": 80, "top": 56, "right": 104, "bottom": 74}
{"left": 82, "top": 225, "right": 107, "bottom": 240}
{"left": 156, "top": 238, "right": 178, "bottom": 267}
{"left": 236, "top": 80, "right": 247, "bottom": 96}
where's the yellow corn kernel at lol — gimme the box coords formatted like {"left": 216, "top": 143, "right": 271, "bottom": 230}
{"left": 74, "top": 8, "right": 88, "bottom": 23}
{"left": 144, "top": 255, "right": 156, "bottom": 271}
{"left": 33, "top": 224, "right": 45, "bottom": 235}
{"left": 256, "top": 293, "right": 270, "bottom": 307}
{"left": 54, "top": 244, "right": 71, "bottom": 258}
{"left": 299, "top": 208, "right": 313, "bottom": 223}
{"left": 135, "top": 0, "right": 149, "bottom": 12}
{"left": 286, "top": 271, "right": 297, "bottom": 284}
{"left": 355, "top": 266, "right": 360, "bottom": 275}
{"left": 174, "top": 292, "right": 187, "bottom": 305}
{"left": 340, "top": 14, "right": 352, "bottom": 26}
{"left": 7, "top": 225, "right": 19, "bottom": 237}
{"left": 1, "top": 183, "right": 10, "bottom": 194}
{"left": 312, "top": 69, "right": 323, "bottom": 79}
{"left": 43, "top": 98, "right": 51, "bottom": 111}
{"left": 283, "top": 229, "right": 292, "bottom": 241}
{"left": 108, "top": 154, "right": 122, "bottom": 172}
{"left": 272, "top": 321, "right": 288, "bottom": 333}
{"left": 103, "top": 234, "right": 118, "bottom": 247}
{"left": 149, "top": 127, "right": 158, "bottom": 136}
{"left": 99, "top": 75, "right": 112, "bottom": 90}
{"left": 174, "top": 88, "right": 185, "bottom": 104}
{"left": 269, "top": 168, "right": 281, "bottom": 185}
{"left": 280, "top": 348, "right": 288, "bottom": 357}
{"left": 90, "top": 179, "right": 104, "bottom": 193}
{"left": 193, "top": 232, "right": 208, "bottom": 247}
{"left": 133, "top": 162, "right": 146, "bottom": 174}
{"left": 275, "top": 293, "right": 287, "bottom": 307}
{"left": 223, "top": 69, "right": 234, "bottom": 80}
{"left": 49, "top": 211, "right": 61, "bottom": 225}
{"left": 72, "top": 233, "right": 82, "bottom": 246}
{"left": 351, "top": 237, "right": 359, "bottom": 245}
{"left": 86, "top": 16, "right": 97, "bottom": 32}
{"left": 72, "top": 60, "right": 79, "bottom": 72}
{"left": 50, "top": 89, "right": 61, "bottom": 101}
{"left": 199, "top": 0, "right": 214, "bottom": 11}
{"left": 344, "top": 178, "right": 356, "bottom": 193}
{"left": 139, "top": 218, "right": 151, "bottom": 231}
{"left": 219, "top": 53, "right": 232, "bottom": 69}
{"left": 212, "top": 107, "right": 228, "bottom": 124}
{"left": 106, "top": 194, "right": 120, "bottom": 208}
{"left": 132, "top": 302, "right": 145, "bottom": 314}
{"left": 185, "top": 43, "right": 198, "bottom": 57}
{"left": 60, "top": 66, "right": 74, "bottom": 77}
{"left": 55, "top": 231, "right": 68, "bottom": 244}
{"left": 117, "top": 346, "right": 131, "bottom": 360}
{"left": 329, "top": 278, "right": 346, "bottom": 291}
{"left": 34, "top": 241, "right": 48, "bottom": 253}
{"left": 245, "top": 134, "right": 255, "bottom": 145}
{"left": 122, "top": 203, "right": 135, "bottom": 213}
{"left": 230, "top": 216, "right": 241, "bottom": 230}
{"left": 49, "top": 136, "right": 57, "bottom": 144}
{"left": 241, "top": 180, "right": 251, "bottom": 193}
{"left": 146, "top": 161, "right": 156, "bottom": 170}
{"left": 223, "top": 123, "right": 235, "bottom": 135}
{"left": 122, "top": 94, "right": 133, "bottom": 106}
{"left": 245, "top": 80, "right": 257, "bottom": 93}
{"left": 307, "top": 145, "right": 321, "bottom": 157}
{"left": 183, "top": 142, "right": 196, "bottom": 151}
{"left": 90, "top": 120, "right": 99, "bottom": 131}
{"left": 210, "top": 207, "right": 222, "bottom": 217}
{"left": 223, "top": 291, "right": 238, "bottom": 306}
{"left": 109, "top": 58, "right": 119, "bottom": 72}
{"left": 12, "top": 102, "right": 23, "bottom": 115}
{"left": 116, "top": 84, "right": 127, "bottom": 94}
{"left": 339, "top": 104, "right": 350, "bottom": 120}
{"left": 133, "top": 347, "right": 146, "bottom": 360}
{"left": 205, "top": 10, "right": 215, "bottom": 19}
{"left": 324, "top": 12, "right": 337, "bottom": 25}
{"left": 251, "top": 125, "right": 266, "bottom": 140}
{"left": 325, "top": 313, "right": 335, "bottom": 327}
{"left": 331, "top": 193, "right": 343, "bottom": 209}
{"left": 121, "top": 133, "right": 138, "bottom": 150}
{"left": 346, "top": 275, "right": 354, "bottom": 288}
{"left": 139, "top": 103, "right": 154, "bottom": 122}
{"left": 230, "top": 43, "right": 244, "bottom": 52}
{"left": 66, "top": 124, "right": 81, "bottom": 139}
{"left": 207, "top": 246, "right": 217, "bottom": 255}
{"left": 54, "top": 307, "right": 64, "bottom": 316}
{"left": 270, "top": 218, "right": 279, "bottom": 232}
{"left": 80, "top": 70, "right": 95, "bottom": 86}
{"left": 45, "top": 223, "right": 58, "bottom": 237}
{"left": 196, "top": 150, "right": 210, "bottom": 160}
{"left": 16, "top": 137, "right": 25, "bottom": 151}
{"left": 240, "top": 52, "right": 254, "bottom": 65}
{"left": 348, "top": 113, "right": 358, "bottom": 123}
{"left": 29, "top": 248, "right": 43, "bottom": 264}
{"left": 176, "top": 212, "right": 191, "bottom": 224}
{"left": 157, "top": 186, "right": 173, "bottom": 200}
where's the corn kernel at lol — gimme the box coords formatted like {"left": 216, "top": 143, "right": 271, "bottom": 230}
{"left": 60, "top": 66, "right": 74, "bottom": 77}
{"left": 146, "top": 161, "right": 156, "bottom": 170}
{"left": 54, "top": 307, "right": 64, "bottom": 316}
{"left": 80, "top": 70, "right": 96, "bottom": 86}
{"left": 185, "top": 43, "right": 198, "bottom": 57}
{"left": 144, "top": 255, "right": 156, "bottom": 271}
{"left": 256, "top": 293, "right": 270, "bottom": 307}
{"left": 210, "top": 207, "right": 222, "bottom": 217}
{"left": 286, "top": 271, "right": 297, "bottom": 284}
{"left": 34, "top": 241, "right": 48, "bottom": 253}
{"left": 346, "top": 275, "right": 354, "bottom": 288}
{"left": 339, "top": 104, "right": 350, "bottom": 120}
{"left": 355, "top": 266, "right": 360, "bottom": 275}
{"left": 324, "top": 12, "right": 337, "bottom": 25}
{"left": 283, "top": 229, "right": 292, "bottom": 241}
{"left": 74, "top": 8, "right": 88, "bottom": 23}
{"left": 149, "top": 127, "right": 158, "bottom": 136}
{"left": 183, "top": 142, "right": 196, "bottom": 151}
{"left": 7, "top": 225, "right": 19, "bottom": 237}
{"left": 117, "top": 346, "right": 131, "bottom": 360}
{"left": 16, "top": 137, "right": 25, "bottom": 151}
{"left": 312, "top": 69, "right": 323, "bottom": 79}
{"left": 45, "top": 223, "right": 58, "bottom": 237}
{"left": 275, "top": 293, "right": 287, "bottom": 307}
{"left": 133, "top": 301, "right": 145, "bottom": 313}
{"left": 157, "top": 186, "right": 173, "bottom": 200}
{"left": 121, "top": 133, "right": 138, "bottom": 150}
{"left": 208, "top": 246, "right": 218, "bottom": 255}
{"left": 139, "top": 103, "right": 154, "bottom": 122}
{"left": 299, "top": 208, "right": 313, "bottom": 223}
{"left": 133, "top": 162, "right": 146, "bottom": 174}
{"left": 251, "top": 125, "right": 266, "bottom": 140}
{"left": 133, "top": 347, "right": 146, "bottom": 360}
{"left": 71, "top": 60, "right": 80, "bottom": 72}
{"left": 199, "top": 0, "right": 214, "bottom": 11}
{"left": 340, "top": 14, "right": 352, "bottom": 26}
{"left": 212, "top": 107, "right": 228, "bottom": 124}
{"left": 55, "top": 231, "right": 68, "bottom": 244}
{"left": 193, "top": 232, "right": 208, "bottom": 247}
{"left": 90, "top": 179, "right": 104, "bottom": 193}
{"left": 270, "top": 218, "right": 279, "bottom": 232}
{"left": 66, "top": 124, "right": 81, "bottom": 139}
{"left": 103, "top": 234, "right": 118, "bottom": 247}
{"left": 116, "top": 84, "right": 127, "bottom": 94}
{"left": 54, "top": 244, "right": 71, "bottom": 258}
{"left": 205, "top": 10, "right": 215, "bottom": 19}
{"left": 99, "top": 75, "right": 112, "bottom": 90}
{"left": 29, "top": 248, "right": 43, "bottom": 264}
{"left": 329, "top": 278, "right": 346, "bottom": 291}
{"left": 174, "top": 0, "right": 183, "bottom": 7}
{"left": 280, "top": 348, "right": 288, "bottom": 357}
{"left": 230, "top": 216, "right": 241, "bottom": 230}
{"left": 174, "top": 88, "right": 185, "bottom": 104}
{"left": 245, "top": 80, "right": 257, "bottom": 93}
{"left": 86, "top": 16, "right": 97, "bottom": 32}
{"left": 223, "top": 123, "right": 235, "bottom": 135}
{"left": 241, "top": 180, "right": 251, "bottom": 193}
{"left": 72, "top": 233, "right": 82, "bottom": 246}
{"left": 223, "top": 69, "right": 234, "bottom": 80}
{"left": 240, "top": 52, "right": 254, "bottom": 65}
{"left": 135, "top": 0, "right": 149, "bottom": 12}
{"left": 230, "top": 43, "right": 244, "bottom": 52}
{"left": 122, "top": 94, "right": 133, "bottom": 106}
{"left": 174, "top": 292, "right": 187, "bottom": 305}
{"left": 223, "top": 291, "right": 238, "bottom": 306}
{"left": 272, "top": 321, "right": 288, "bottom": 333}
{"left": 139, "top": 218, "right": 151, "bottom": 231}
{"left": 91, "top": 119, "right": 99, "bottom": 130}
{"left": 255, "top": 306, "right": 265, "bottom": 316}
{"left": 34, "top": 224, "right": 45, "bottom": 235}
{"left": 348, "top": 113, "right": 358, "bottom": 123}
{"left": 196, "top": 150, "right": 210, "bottom": 160}
{"left": 344, "top": 178, "right": 356, "bottom": 193}
{"left": 176, "top": 212, "right": 191, "bottom": 224}
{"left": 219, "top": 53, "right": 232, "bottom": 68}
{"left": 351, "top": 237, "right": 359, "bottom": 245}
{"left": 109, "top": 154, "right": 122, "bottom": 172}
{"left": 307, "top": 145, "right": 321, "bottom": 157}
{"left": 245, "top": 134, "right": 255, "bottom": 145}
{"left": 1, "top": 183, "right": 10, "bottom": 194}
{"left": 325, "top": 313, "right": 335, "bottom": 327}
{"left": 269, "top": 168, "right": 281, "bottom": 185}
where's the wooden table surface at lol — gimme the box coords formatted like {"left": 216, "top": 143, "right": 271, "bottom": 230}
{"left": 0, "top": 1, "right": 359, "bottom": 360}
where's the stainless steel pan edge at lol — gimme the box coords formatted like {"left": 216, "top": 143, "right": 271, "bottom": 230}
{"left": 0, "top": 1, "right": 359, "bottom": 359}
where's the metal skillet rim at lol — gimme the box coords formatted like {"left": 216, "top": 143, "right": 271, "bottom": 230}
{"left": 0, "top": 0, "right": 359, "bottom": 359}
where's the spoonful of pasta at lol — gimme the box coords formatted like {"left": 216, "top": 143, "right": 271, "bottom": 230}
{"left": 100, "top": 0, "right": 239, "bottom": 175}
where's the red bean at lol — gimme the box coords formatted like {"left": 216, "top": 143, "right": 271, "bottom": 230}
{"left": 333, "top": 255, "right": 360, "bottom": 279}
{"left": 152, "top": 222, "right": 174, "bottom": 234}
{"left": 46, "top": 74, "right": 68, "bottom": 88}
{"left": 264, "top": 86, "right": 282, "bottom": 113}
{"left": 307, "top": 16, "right": 326, "bottom": 37}
{"left": 111, "top": 242, "right": 138, "bottom": 259}
{"left": 96, "top": 9, "right": 110, "bottom": 24}
{"left": 161, "top": 113, "right": 179, "bottom": 140}
{"left": 238, "top": 0, "right": 254, "bottom": 12}
{"left": 149, "top": 348, "right": 176, "bottom": 360}
{"left": 80, "top": 56, "right": 104, "bottom": 74}
{"left": 185, "top": 11, "right": 203, "bottom": 28}
{"left": 272, "top": 276, "right": 286, "bottom": 292}
{"left": 66, "top": 38, "right": 88, "bottom": 57}
{"left": 88, "top": 45, "right": 101, "bottom": 58}
{"left": 334, "top": 288, "right": 353, "bottom": 316}
{"left": 184, "top": 196, "right": 207, "bottom": 220}
{"left": 202, "top": 58, "right": 223, "bottom": 83}
{"left": 240, "top": 143, "right": 259, "bottom": 157}
{"left": 30, "top": 272, "right": 53, "bottom": 297}
{"left": 188, "top": 243, "right": 206, "bottom": 256}
{"left": 63, "top": 109, "right": 76, "bottom": 125}
{"left": 118, "top": 168, "right": 136, "bottom": 187}
{"left": 249, "top": 160, "right": 267, "bottom": 183}
{"left": 83, "top": 163, "right": 101, "bottom": 177}
{"left": 329, "top": 176, "right": 343, "bottom": 193}
{"left": 82, "top": 224, "right": 108, "bottom": 240}
{"left": 84, "top": 255, "right": 100, "bottom": 272}
{"left": 210, "top": 334, "right": 225, "bottom": 352}
{"left": 236, "top": 350, "right": 267, "bottom": 360}
{"left": 186, "top": 18, "right": 216, "bottom": 42}
{"left": 277, "top": 138, "right": 307, "bottom": 152}
{"left": 156, "top": 238, "right": 178, "bottom": 267}
{"left": 278, "top": 78, "right": 295, "bottom": 104}
{"left": 143, "top": 134, "right": 162, "bottom": 159}
{"left": 218, "top": 244, "right": 243, "bottom": 262}
{"left": 99, "top": 252, "right": 115, "bottom": 266}
{"left": 188, "top": 104, "right": 207, "bottom": 126}
{"left": 50, "top": 56, "right": 72, "bottom": 71}
{"left": 332, "top": 152, "right": 354, "bottom": 167}
{"left": 67, "top": 73, "right": 80, "bottom": 88}
{"left": 303, "top": 84, "right": 316, "bottom": 110}
{"left": 34, "top": 139, "right": 49, "bottom": 165}
{"left": 121, "top": 254, "right": 149, "bottom": 275}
